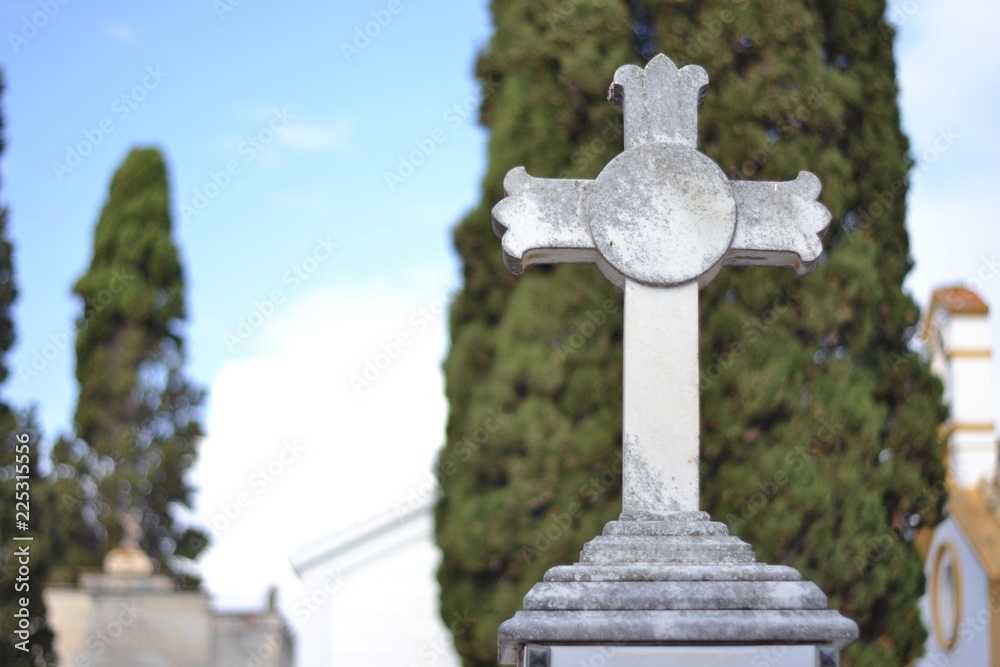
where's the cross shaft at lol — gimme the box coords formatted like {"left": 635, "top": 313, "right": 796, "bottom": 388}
{"left": 623, "top": 280, "right": 699, "bottom": 515}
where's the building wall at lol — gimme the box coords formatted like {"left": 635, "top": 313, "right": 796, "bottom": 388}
{"left": 45, "top": 575, "right": 293, "bottom": 667}
{"left": 294, "top": 513, "right": 461, "bottom": 667}
{"left": 919, "top": 517, "right": 993, "bottom": 666}
{"left": 214, "top": 611, "right": 293, "bottom": 667}
{"left": 45, "top": 584, "right": 214, "bottom": 667}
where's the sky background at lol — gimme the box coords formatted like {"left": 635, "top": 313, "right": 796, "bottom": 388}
{"left": 1, "top": 0, "right": 998, "bottom": 654}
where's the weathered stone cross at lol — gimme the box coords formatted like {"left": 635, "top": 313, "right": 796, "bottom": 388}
{"left": 493, "top": 54, "right": 830, "bottom": 516}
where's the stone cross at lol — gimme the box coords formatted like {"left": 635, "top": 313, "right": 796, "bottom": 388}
{"left": 122, "top": 509, "right": 143, "bottom": 547}
{"left": 493, "top": 54, "right": 830, "bottom": 516}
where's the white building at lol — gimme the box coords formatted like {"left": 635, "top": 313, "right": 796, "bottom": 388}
{"left": 290, "top": 496, "right": 462, "bottom": 667}
{"left": 918, "top": 286, "right": 1000, "bottom": 666}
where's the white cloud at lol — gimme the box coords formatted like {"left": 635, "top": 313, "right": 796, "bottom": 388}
{"left": 278, "top": 119, "right": 354, "bottom": 153}
{"left": 100, "top": 21, "right": 139, "bottom": 44}
{"left": 189, "top": 284, "right": 449, "bottom": 614}
{"left": 894, "top": 0, "right": 1000, "bottom": 156}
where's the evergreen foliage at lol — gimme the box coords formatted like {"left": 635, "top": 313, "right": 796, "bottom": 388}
{"left": 435, "top": 2, "right": 946, "bottom": 666}
{"left": 52, "top": 148, "right": 207, "bottom": 583}
{"left": 0, "top": 69, "right": 57, "bottom": 666}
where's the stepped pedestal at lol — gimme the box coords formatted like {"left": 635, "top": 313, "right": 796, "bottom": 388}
{"left": 499, "top": 513, "right": 858, "bottom": 666}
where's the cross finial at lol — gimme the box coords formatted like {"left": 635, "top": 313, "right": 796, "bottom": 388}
{"left": 122, "top": 509, "right": 143, "bottom": 548}
{"left": 609, "top": 54, "right": 709, "bottom": 149}
{"left": 493, "top": 54, "right": 830, "bottom": 516}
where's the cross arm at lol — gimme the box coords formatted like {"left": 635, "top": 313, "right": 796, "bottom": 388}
{"left": 725, "top": 171, "right": 831, "bottom": 277}
{"left": 492, "top": 167, "right": 597, "bottom": 275}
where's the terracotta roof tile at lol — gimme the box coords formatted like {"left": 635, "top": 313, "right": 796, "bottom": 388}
{"left": 931, "top": 286, "right": 990, "bottom": 315}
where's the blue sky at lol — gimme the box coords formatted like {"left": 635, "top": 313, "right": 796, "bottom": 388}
{"left": 1, "top": 0, "right": 998, "bottom": 648}
{"left": 2, "top": 1, "right": 492, "bottom": 436}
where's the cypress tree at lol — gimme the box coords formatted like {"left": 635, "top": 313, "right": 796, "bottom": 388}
{"left": 436, "top": 2, "right": 634, "bottom": 662}
{"left": 53, "top": 148, "right": 207, "bottom": 583}
{"left": 0, "top": 69, "right": 57, "bottom": 665}
{"left": 645, "top": 3, "right": 947, "bottom": 665}
{"left": 436, "top": 1, "right": 945, "bottom": 666}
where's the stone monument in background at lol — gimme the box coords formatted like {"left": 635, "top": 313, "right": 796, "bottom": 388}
{"left": 44, "top": 513, "right": 293, "bottom": 667}
{"left": 491, "top": 54, "right": 858, "bottom": 667}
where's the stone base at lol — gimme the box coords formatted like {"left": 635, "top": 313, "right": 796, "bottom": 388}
{"left": 518, "top": 644, "right": 841, "bottom": 667}
{"left": 499, "top": 512, "right": 858, "bottom": 664}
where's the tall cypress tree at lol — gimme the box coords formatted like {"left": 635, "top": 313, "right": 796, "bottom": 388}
{"left": 435, "top": 2, "right": 945, "bottom": 666}
{"left": 53, "top": 148, "right": 207, "bottom": 582}
{"left": 0, "top": 69, "right": 57, "bottom": 667}
{"left": 436, "top": 2, "right": 633, "bottom": 661}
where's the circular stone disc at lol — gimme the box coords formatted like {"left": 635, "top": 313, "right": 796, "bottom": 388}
{"left": 588, "top": 143, "right": 736, "bottom": 286}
